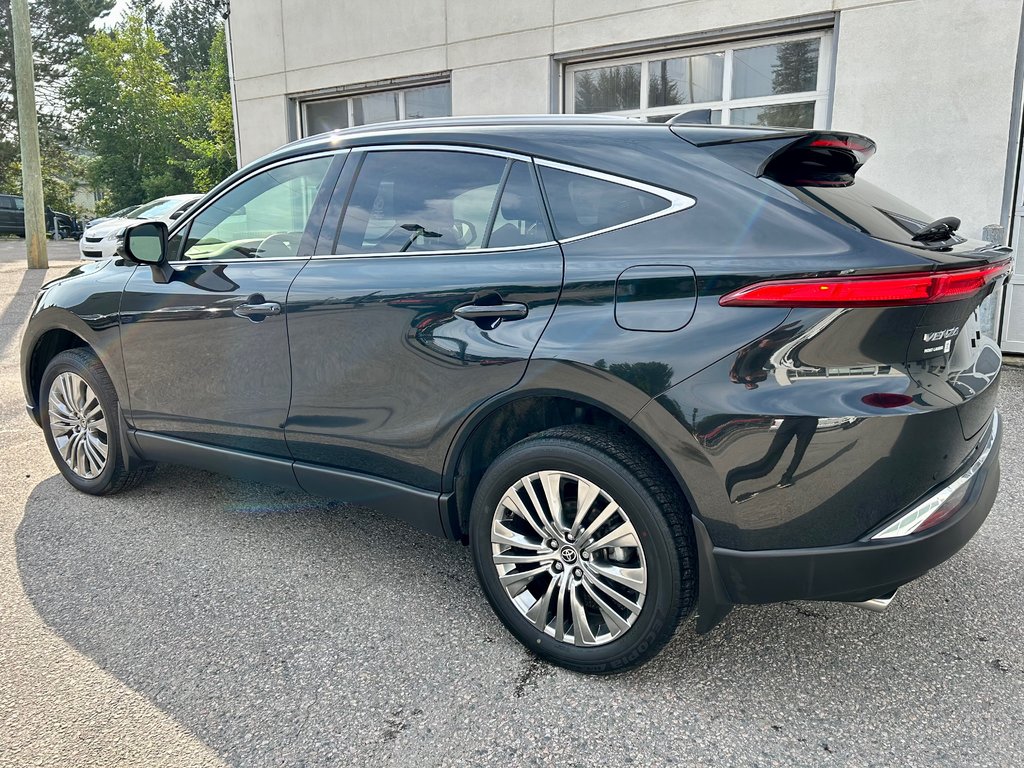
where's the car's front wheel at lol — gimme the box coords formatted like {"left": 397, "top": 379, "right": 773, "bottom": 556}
{"left": 469, "top": 425, "right": 697, "bottom": 673}
{"left": 40, "top": 348, "right": 150, "bottom": 495}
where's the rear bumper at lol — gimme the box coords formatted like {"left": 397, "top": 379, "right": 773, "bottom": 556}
{"left": 706, "top": 410, "right": 1001, "bottom": 607}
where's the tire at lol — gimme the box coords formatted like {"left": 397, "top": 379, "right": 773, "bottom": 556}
{"left": 40, "top": 348, "right": 151, "bottom": 495}
{"left": 469, "top": 425, "right": 697, "bottom": 674}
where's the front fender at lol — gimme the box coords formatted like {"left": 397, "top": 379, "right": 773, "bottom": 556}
{"left": 20, "top": 260, "right": 135, "bottom": 418}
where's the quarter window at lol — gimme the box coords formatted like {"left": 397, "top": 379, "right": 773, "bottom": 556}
{"left": 488, "top": 162, "right": 551, "bottom": 248}
{"left": 565, "top": 31, "right": 831, "bottom": 128}
{"left": 538, "top": 166, "right": 669, "bottom": 240}
{"left": 180, "top": 156, "right": 332, "bottom": 261}
{"left": 337, "top": 150, "right": 511, "bottom": 254}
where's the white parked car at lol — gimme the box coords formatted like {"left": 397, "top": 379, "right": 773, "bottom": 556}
{"left": 79, "top": 194, "right": 202, "bottom": 260}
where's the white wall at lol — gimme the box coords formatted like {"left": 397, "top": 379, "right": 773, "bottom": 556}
{"left": 229, "top": 0, "right": 1023, "bottom": 237}
{"left": 831, "top": 0, "right": 1022, "bottom": 238}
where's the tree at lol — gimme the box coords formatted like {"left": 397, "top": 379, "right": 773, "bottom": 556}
{"left": 0, "top": 0, "right": 114, "bottom": 203}
{"left": 757, "top": 40, "right": 819, "bottom": 128}
{"left": 574, "top": 65, "right": 641, "bottom": 113}
{"left": 179, "top": 26, "right": 236, "bottom": 191}
{"left": 0, "top": 0, "right": 115, "bottom": 127}
{"left": 66, "top": 13, "right": 192, "bottom": 210}
{"left": 155, "top": 0, "right": 229, "bottom": 86}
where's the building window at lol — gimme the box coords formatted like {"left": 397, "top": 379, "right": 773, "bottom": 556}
{"left": 301, "top": 82, "right": 451, "bottom": 136}
{"left": 564, "top": 32, "right": 831, "bottom": 128}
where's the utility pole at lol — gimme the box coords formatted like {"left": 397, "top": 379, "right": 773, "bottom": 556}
{"left": 11, "top": 0, "right": 47, "bottom": 269}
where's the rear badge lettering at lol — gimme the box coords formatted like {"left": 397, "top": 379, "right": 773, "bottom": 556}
{"left": 922, "top": 327, "right": 960, "bottom": 343}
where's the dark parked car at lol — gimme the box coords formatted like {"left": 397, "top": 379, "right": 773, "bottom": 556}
{"left": 0, "top": 193, "right": 82, "bottom": 240}
{"left": 20, "top": 116, "right": 1008, "bottom": 673}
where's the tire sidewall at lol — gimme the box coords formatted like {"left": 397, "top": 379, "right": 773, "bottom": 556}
{"left": 40, "top": 353, "right": 121, "bottom": 494}
{"left": 470, "top": 440, "right": 683, "bottom": 674}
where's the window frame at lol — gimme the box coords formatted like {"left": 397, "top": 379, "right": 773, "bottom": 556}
{"left": 562, "top": 30, "right": 833, "bottom": 128}
{"left": 314, "top": 144, "right": 696, "bottom": 260}
{"left": 298, "top": 80, "right": 453, "bottom": 137}
{"left": 166, "top": 150, "right": 346, "bottom": 265}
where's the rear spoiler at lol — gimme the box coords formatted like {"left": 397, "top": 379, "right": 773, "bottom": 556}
{"left": 671, "top": 126, "right": 876, "bottom": 187}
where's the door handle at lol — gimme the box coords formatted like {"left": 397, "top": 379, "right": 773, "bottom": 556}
{"left": 233, "top": 301, "right": 282, "bottom": 320}
{"left": 453, "top": 302, "right": 529, "bottom": 321}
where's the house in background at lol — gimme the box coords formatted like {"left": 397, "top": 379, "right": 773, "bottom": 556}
{"left": 225, "top": 0, "right": 1024, "bottom": 351}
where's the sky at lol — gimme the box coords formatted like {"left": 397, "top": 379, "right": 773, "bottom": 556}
{"left": 100, "top": 0, "right": 173, "bottom": 28}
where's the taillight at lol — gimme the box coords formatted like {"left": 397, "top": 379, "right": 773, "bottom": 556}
{"left": 719, "top": 260, "right": 1011, "bottom": 308}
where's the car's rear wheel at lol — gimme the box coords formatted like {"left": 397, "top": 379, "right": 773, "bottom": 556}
{"left": 40, "top": 348, "right": 150, "bottom": 495}
{"left": 469, "top": 425, "right": 696, "bottom": 673}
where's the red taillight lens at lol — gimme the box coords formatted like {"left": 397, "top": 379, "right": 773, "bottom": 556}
{"left": 913, "top": 481, "right": 971, "bottom": 534}
{"left": 719, "top": 260, "right": 1011, "bottom": 308}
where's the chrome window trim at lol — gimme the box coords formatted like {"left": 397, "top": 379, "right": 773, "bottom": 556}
{"left": 347, "top": 143, "right": 532, "bottom": 163}
{"left": 316, "top": 144, "right": 694, "bottom": 257}
{"left": 534, "top": 157, "right": 696, "bottom": 244}
{"left": 313, "top": 144, "right": 549, "bottom": 259}
{"left": 310, "top": 241, "right": 560, "bottom": 262}
{"left": 166, "top": 149, "right": 345, "bottom": 265}
{"left": 165, "top": 143, "right": 697, "bottom": 264}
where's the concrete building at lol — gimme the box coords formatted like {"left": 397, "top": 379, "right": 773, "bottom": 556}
{"left": 226, "top": 0, "right": 1024, "bottom": 351}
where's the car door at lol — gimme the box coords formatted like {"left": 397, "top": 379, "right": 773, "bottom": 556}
{"left": 119, "top": 151, "right": 344, "bottom": 459}
{"left": 0, "top": 195, "right": 20, "bottom": 234}
{"left": 285, "top": 146, "right": 564, "bottom": 491}
{"left": 0, "top": 196, "right": 11, "bottom": 233}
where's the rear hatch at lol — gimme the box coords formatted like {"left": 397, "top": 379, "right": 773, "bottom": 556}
{"left": 674, "top": 125, "right": 1012, "bottom": 441}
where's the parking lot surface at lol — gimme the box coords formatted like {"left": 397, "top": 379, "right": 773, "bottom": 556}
{"left": 1, "top": 239, "right": 1022, "bottom": 766}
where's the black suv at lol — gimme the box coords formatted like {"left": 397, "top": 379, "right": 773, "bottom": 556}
{"left": 20, "top": 116, "right": 1007, "bottom": 672}
{"left": 1, "top": 193, "right": 82, "bottom": 239}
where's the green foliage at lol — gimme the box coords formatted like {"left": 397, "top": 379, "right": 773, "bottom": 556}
{"left": 156, "top": 0, "right": 229, "bottom": 87}
{"left": 0, "top": 0, "right": 115, "bottom": 206}
{"left": 67, "top": 14, "right": 192, "bottom": 208}
{"left": 66, "top": 8, "right": 236, "bottom": 209}
{"left": 178, "top": 27, "right": 237, "bottom": 192}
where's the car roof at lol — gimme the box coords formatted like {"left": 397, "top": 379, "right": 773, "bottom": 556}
{"left": 260, "top": 114, "right": 790, "bottom": 164}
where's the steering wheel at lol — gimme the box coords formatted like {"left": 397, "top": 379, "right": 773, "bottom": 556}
{"left": 451, "top": 219, "right": 477, "bottom": 248}
{"left": 254, "top": 232, "right": 299, "bottom": 258}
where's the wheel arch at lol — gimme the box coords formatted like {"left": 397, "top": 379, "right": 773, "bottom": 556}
{"left": 442, "top": 387, "right": 703, "bottom": 543}
{"left": 22, "top": 311, "right": 111, "bottom": 420}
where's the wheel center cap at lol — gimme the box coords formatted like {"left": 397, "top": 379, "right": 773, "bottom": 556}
{"left": 560, "top": 546, "right": 578, "bottom": 564}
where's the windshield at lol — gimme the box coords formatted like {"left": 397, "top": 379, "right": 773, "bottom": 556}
{"left": 130, "top": 197, "right": 188, "bottom": 219}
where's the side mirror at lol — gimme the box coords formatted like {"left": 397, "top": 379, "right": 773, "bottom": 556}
{"left": 123, "top": 221, "right": 173, "bottom": 283}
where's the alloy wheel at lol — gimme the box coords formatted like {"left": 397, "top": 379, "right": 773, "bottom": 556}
{"left": 47, "top": 371, "right": 108, "bottom": 479}
{"left": 490, "top": 470, "right": 648, "bottom": 646}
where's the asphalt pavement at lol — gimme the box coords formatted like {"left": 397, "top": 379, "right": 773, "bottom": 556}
{"left": 0, "top": 239, "right": 1022, "bottom": 766}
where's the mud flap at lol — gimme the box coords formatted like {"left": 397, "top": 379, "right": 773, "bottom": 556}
{"left": 692, "top": 515, "right": 734, "bottom": 633}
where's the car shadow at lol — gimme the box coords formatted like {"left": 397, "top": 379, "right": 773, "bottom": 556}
{"left": 16, "top": 465, "right": 1017, "bottom": 765}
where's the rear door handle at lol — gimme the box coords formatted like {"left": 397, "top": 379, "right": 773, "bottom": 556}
{"left": 453, "top": 302, "right": 529, "bottom": 321}
{"left": 233, "top": 301, "right": 281, "bottom": 320}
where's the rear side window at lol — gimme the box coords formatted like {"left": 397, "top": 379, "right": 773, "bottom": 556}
{"left": 785, "top": 178, "right": 939, "bottom": 247}
{"left": 538, "top": 166, "right": 669, "bottom": 239}
{"left": 338, "top": 150, "right": 507, "bottom": 254}
{"left": 13, "top": 197, "right": 24, "bottom": 211}
{"left": 0, "top": 197, "right": 11, "bottom": 210}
